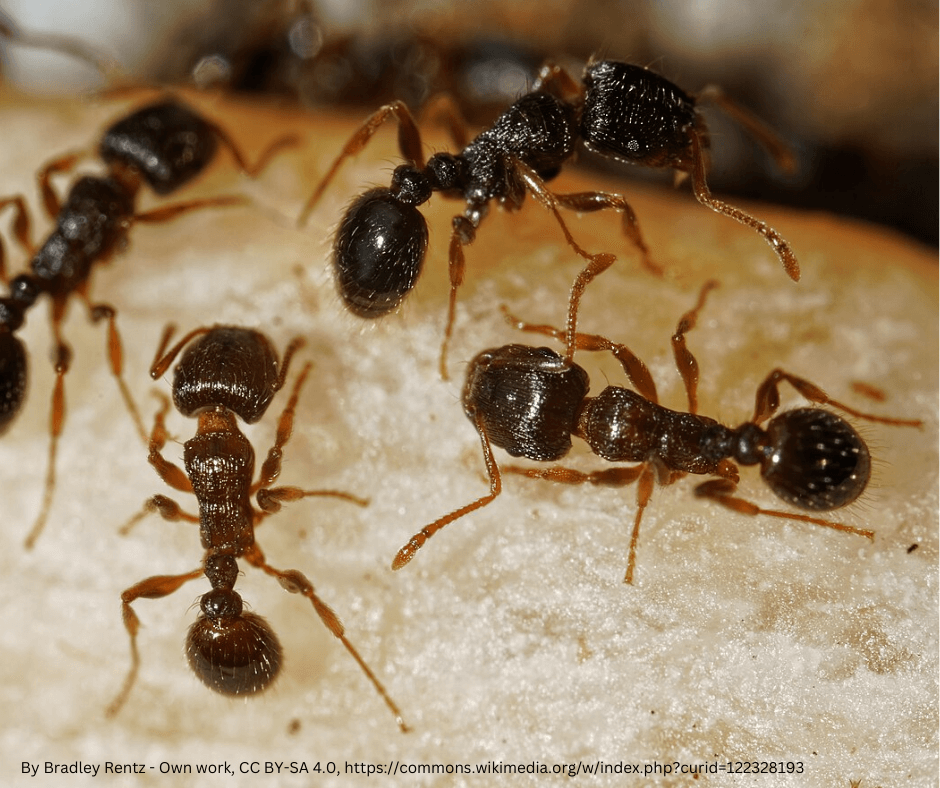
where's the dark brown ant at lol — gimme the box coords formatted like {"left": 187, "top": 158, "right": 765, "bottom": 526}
{"left": 298, "top": 58, "right": 797, "bottom": 378}
{"left": 107, "top": 324, "right": 408, "bottom": 731}
{"left": 392, "top": 279, "right": 921, "bottom": 583}
{"left": 0, "top": 98, "right": 296, "bottom": 548}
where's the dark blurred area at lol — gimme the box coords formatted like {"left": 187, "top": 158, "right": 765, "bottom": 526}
{"left": 1, "top": 0, "right": 936, "bottom": 247}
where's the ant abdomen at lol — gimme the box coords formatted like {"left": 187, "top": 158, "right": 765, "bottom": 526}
{"left": 464, "top": 344, "right": 589, "bottom": 461}
{"left": 172, "top": 327, "right": 281, "bottom": 424}
{"left": 333, "top": 188, "right": 428, "bottom": 317}
{"left": 581, "top": 61, "right": 700, "bottom": 169}
{"left": 186, "top": 606, "right": 282, "bottom": 696}
{"left": 758, "top": 408, "right": 871, "bottom": 511}
{"left": 99, "top": 100, "right": 219, "bottom": 195}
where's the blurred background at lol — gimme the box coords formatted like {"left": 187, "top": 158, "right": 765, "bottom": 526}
{"left": 0, "top": 0, "right": 936, "bottom": 247}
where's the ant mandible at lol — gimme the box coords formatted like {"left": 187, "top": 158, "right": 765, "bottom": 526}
{"left": 0, "top": 97, "right": 296, "bottom": 548}
{"left": 391, "top": 278, "right": 921, "bottom": 584}
{"left": 107, "top": 325, "right": 408, "bottom": 731}
{"left": 297, "top": 57, "right": 798, "bottom": 378}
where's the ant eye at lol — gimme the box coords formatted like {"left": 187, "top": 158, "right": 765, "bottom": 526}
{"left": 186, "top": 611, "right": 282, "bottom": 696}
{"left": 334, "top": 188, "right": 428, "bottom": 317}
{"left": 761, "top": 408, "right": 871, "bottom": 511}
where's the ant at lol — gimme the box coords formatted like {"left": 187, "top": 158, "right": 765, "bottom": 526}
{"left": 0, "top": 97, "right": 297, "bottom": 548}
{"left": 107, "top": 324, "right": 408, "bottom": 731}
{"left": 298, "top": 57, "right": 798, "bottom": 378}
{"left": 391, "top": 274, "right": 921, "bottom": 584}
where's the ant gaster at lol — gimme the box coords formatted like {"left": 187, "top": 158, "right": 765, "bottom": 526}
{"left": 0, "top": 98, "right": 296, "bottom": 548}
{"left": 392, "top": 277, "right": 921, "bottom": 583}
{"left": 298, "top": 58, "right": 797, "bottom": 378}
{"left": 107, "top": 325, "right": 408, "bottom": 731}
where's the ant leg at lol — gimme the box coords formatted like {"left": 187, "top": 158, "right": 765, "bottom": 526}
{"left": 501, "top": 308, "right": 659, "bottom": 404}
{"left": 119, "top": 494, "right": 199, "bottom": 536}
{"left": 298, "top": 101, "right": 425, "bottom": 227}
{"left": 85, "top": 301, "right": 147, "bottom": 443}
{"left": 23, "top": 302, "right": 72, "bottom": 549}
{"left": 252, "top": 359, "right": 310, "bottom": 493}
{"left": 0, "top": 15, "right": 121, "bottom": 83}
{"left": 439, "top": 161, "right": 616, "bottom": 378}
{"left": 752, "top": 368, "right": 924, "bottom": 428}
{"left": 149, "top": 324, "right": 210, "bottom": 379}
{"left": 502, "top": 462, "right": 653, "bottom": 583}
{"left": 105, "top": 567, "right": 204, "bottom": 718}
{"left": 552, "top": 191, "right": 662, "bottom": 276}
{"left": 243, "top": 544, "right": 409, "bottom": 732}
{"left": 257, "top": 487, "right": 368, "bottom": 514}
{"left": 203, "top": 119, "right": 301, "bottom": 178}
{"left": 694, "top": 477, "right": 875, "bottom": 541}
{"left": 0, "top": 195, "right": 34, "bottom": 281}
{"left": 685, "top": 129, "right": 800, "bottom": 282}
{"left": 119, "top": 397, "right": 197, "bottom": 536}
{"left": 419, "top": 92, "right": 472, "bottom": 149}
{"left": 144, "top": 394, "right": 194, "bottom": 494}
{"left": 671, "top": 280, "right": 719, "bottom": 415}
{"left": 439, "top": 214, "right": 475, "bottom": 379}
{"left": 133, "top": 194, "right": 249, "bottom": 224}
{"left": 511, "top": 159, "right": 617, "bottom": 270}
{"left": 531, "top": 61, "right": 582, "bottom": 99}
{"left": 393, "top": 413, "right": 502, "bottom": 570}
{"left": 697, "top": 85, "right": 797, "bottom": 175}
{"left": 563, "top": 254, "right": 616, "bottom": 361}
{"left": 37, "top": 150, "right": 87, "bottom": 219}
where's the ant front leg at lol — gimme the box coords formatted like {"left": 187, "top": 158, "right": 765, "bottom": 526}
{"left": 298, "top": 101, "right": 425, "bottom": 227}
{"left": 144, "top": 393, "right": 194, "bottom": 494}
{"left": 552, "top": 190, "right": 662, "bottom": 276}
{"left": 86, "top": 300, "right": 147, "bottom": 443}
{"left": 0, "top": 194, "right": 34, "bottom": 280}
{"left": 23, "top": 299, "right": 72, "bottom": 549}
{"left": 251, "top": 358, "right": 310, "bottom": 493}
{"left": 670, "top": 280, "right": 719, "bottom": 415}
{"left": 502, "top": 462, "right": 653, "bottom": 584}
{"left": 751, "top": 368, "right": 924, "bottom": 428}
{"left": 37, "top": 150, "right": 87, "bottom": 219}
{"left": 204, "top": 120, "right": 301, "bottom": 178}
{"left": 105, "top": 567, "right": 204, "bottom": 717}
{"left": 419, "top": 93, "right": 473, "bottom": 150}
{"left": 501, "top": 309, "right": 659, "bottom": 404}
{"left": 393, "top": 413, "right": 503, "bottom": 570}
{"left": 133, "top": 194, "right": 250, "bottom": 225}
{"left": 696, "top": 85, "right": 797, "bottom": 176}
{"left": 242, "top": 544, "right": 409, "bottom": 732}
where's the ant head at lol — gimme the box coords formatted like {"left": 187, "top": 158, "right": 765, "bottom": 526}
{"left": 99, "top": 100, "right": 218, "bottom": 196}
{"left": 333, "top": 187, "right": 428, "bottom": 317}
{"left": 464, "top": 344, "right": 589, "bottom": 461}
{"left": 0, "top": 332, "right": 27, "bottom": 435}
{"left": 172, "top": 327, "right": 282, "bottom": 424}
{"left": 580, "top": 60, "right": 699, "bottom": 170}
{"left": 187, "top": 592, "right": 282, "bottom": 696}
{"left": 760, "top": 408, "right": 871, "bottom": 511}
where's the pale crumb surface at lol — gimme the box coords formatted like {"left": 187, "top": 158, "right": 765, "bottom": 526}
{"left": 0, "top": 91, "right": 935, "bottom": 787}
